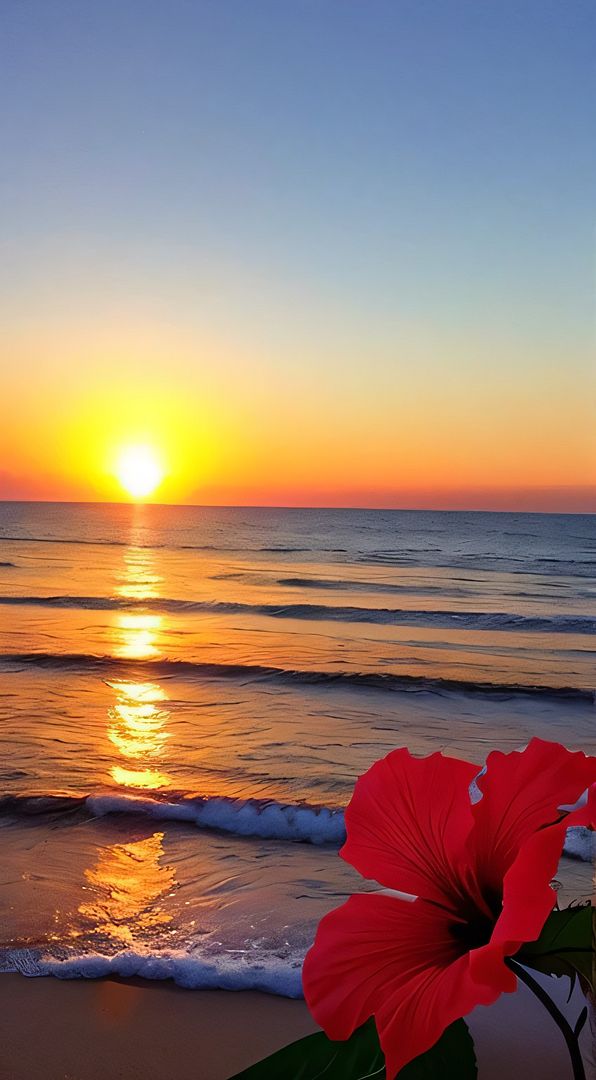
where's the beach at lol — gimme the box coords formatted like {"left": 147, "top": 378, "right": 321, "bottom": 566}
{"left": 0, "top": 503, "right": 594, "bottom": 1076}
{"left": 0, "top": 973, "right": 592, "bottom": 1079}
{"left": 0, "top": 977, "right": 317, "bottom": 1079}
{"left": 3, "top": 0, "right": 595, "bottom": 1073}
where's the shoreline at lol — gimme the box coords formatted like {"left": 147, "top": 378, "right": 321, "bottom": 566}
{"left": 0, "top": 970, "right": 592, "bottom": 1079}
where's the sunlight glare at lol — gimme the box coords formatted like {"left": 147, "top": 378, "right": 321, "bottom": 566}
{"left": 116, "top": 446, "right": 164, "bottom": 499}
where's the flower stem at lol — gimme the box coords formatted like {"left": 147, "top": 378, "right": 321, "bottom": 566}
{"left": 506, "top": 958, "right": 586, "bottom": 1080}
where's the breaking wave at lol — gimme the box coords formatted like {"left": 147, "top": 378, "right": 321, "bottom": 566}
{"left": 0, "top": 790, "right": 346, "bottom": 844}
{"left": 1, "top": 946, "right": 304, "bottom": 997}
{"left": 0, "top": 789, "right": 590, "bottom": 859}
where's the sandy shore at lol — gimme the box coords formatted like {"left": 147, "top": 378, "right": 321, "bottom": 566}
{"left": 0, "top": 972, "right": 592, "bottom": 1079}
{"left": 0, "top": 975, "right": 317, "bottom": 1080}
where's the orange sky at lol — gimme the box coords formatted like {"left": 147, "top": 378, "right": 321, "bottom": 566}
{"left": 1, "top": 315, "right": 594, "bottom": 511}
{"left": 2, "top": 4, "right": 595, "bottom": 512}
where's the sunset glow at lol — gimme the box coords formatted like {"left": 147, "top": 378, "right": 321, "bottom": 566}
{"left": 2, "top": 8, "right": 595, "bottom": 1078}
{"left": 116, "top": 446, "right": 164, "bottom": 500}
{"left": 1, "top": 3, "right": 594, "bottom": 513}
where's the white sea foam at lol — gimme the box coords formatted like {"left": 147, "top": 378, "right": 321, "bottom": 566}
{"left": 2, "top": 948, "right": 304, "bottom": 997}
{"left": 564, "top": 825, "right": 595, "bottom": 862}
{"left": 86, "top": 792, "right": 346, "bottom": 845}
{"left": 3, "top": 789, "right": 591, "bottom": 857}
{"left": 89, "top": 795, "right": 591, "bottom": 860}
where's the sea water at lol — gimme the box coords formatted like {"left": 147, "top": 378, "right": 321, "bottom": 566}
{"left": 0, "top": 503, "right": 594, "bottom": 993}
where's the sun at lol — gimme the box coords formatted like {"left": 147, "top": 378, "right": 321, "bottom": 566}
{"left": 116, "top": 446, "right": 164, "bottom": 500}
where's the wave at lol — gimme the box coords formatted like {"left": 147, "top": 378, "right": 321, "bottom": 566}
{"left": 1, "top": 593, "right": 594, "bottom": 635}
{"left": 1, "top": 946, "right": 304, "bottom": 997}
{"left": 3, "top": 533, "right": 595, "bottom": 579}
{"left": 179, "top": 544, "right": 313, "bottom": 553}
{"left": 277, "top": 577, "right": 596, "bottom": 602}
{"left": 0, "top": 650, "right": 592, "bottom": 701}
{"left": 0, "top": 790, "right": 590, "bottom": 861}
{"left": 0, "top": 535, "right": 312, "bottom": 556}
{"left": 0, "top": 790, "right": 345, "bottom": 844}
{"left": 276, "top": 576, "right": 468, "bottom": 596}
{"left": 0, "top": 534, "right": 129, "bottom": 547}
{"left": 563, "top": 826, "right": 595, "bottom": 862}
{"left": 354, "top": 551, "right": 596, "bottom": 577}
{"left": 216, "top": 573, "right": 595, "bottom": 602}
{"left": 533, "top": 561, "right": 596, "bottom": 570}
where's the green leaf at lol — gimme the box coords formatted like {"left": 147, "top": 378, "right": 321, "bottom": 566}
{"left": 398, "top": 1020, "right": 477, "bottom": 1079}
{"left": 228, "top": 1017, "right": 477, "bottom": 1080}
{"left": 228, "top": 1017, "right": 384, "bottom": 1080}
{"left": 517, "top": 904, "right": 595, "bottom": 993}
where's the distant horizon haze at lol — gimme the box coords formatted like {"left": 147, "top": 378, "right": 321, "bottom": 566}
{"left": 0, "top": 487, "right": 594, "bottom": 516}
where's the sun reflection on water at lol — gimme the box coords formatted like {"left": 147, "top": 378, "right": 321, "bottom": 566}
{"left": 114, "top": 613, "right": 163, "bottom": 660}
{"left": 78, "top": 831, "right": 176, "bottom": 946}
{"left": 107, "top": 679, "right": 172, "bottom": 790}
{"left": 108, "top": 546, "right": 172, "bottom": 790}
{"left": 116, "top": 546, "right": 163, "bottom": 600}
{"left": 74, "top": 539, "right": 179, "bottom": 950}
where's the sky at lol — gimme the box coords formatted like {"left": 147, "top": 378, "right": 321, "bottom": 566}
{"left": 1, "top": 0, "right": 594, "bottom": 510}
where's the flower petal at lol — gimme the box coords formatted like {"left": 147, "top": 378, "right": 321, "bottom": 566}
{"left": 340, "top": 748, "right": 480, "bottom": 907}
{"left": 468, "top": 822, "right": 569, "bottom": 986}
{"left": 302, "top": 893, "right": 514, "bottom": 1079}
{"left": 470, "top": 784, "right": 596, "bottom": 986}
{"left": 471, "top": 738, "right": 596, "bottom": 894}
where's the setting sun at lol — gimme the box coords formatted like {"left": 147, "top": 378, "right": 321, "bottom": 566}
{"left": 116, "top": 446, "right": 164, "bottom": 499}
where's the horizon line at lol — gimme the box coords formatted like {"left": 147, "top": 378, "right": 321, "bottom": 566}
{"left": 0, "top": 497, "right": 594, "bottom": 517}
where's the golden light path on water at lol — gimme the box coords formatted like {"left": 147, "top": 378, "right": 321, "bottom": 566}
{"left": 109, "top": 544, "right": 172, "bottom": 790}
{"left": 78, "top": 832, "right": 175, "bottom": 946}
{"left": 75, "top": 539, "right": 177, "bottom": 947}
{"left": 108, "top": 681, "right": 171, "bottom": 790}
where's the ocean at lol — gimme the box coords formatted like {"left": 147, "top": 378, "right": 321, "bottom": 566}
{"left": 0, "top": 502, "right": 594, "bottom": 995}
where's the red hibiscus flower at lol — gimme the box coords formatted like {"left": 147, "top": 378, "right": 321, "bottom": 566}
{"left": 302, "top": 738, "right": 595, "bottom": 1079}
